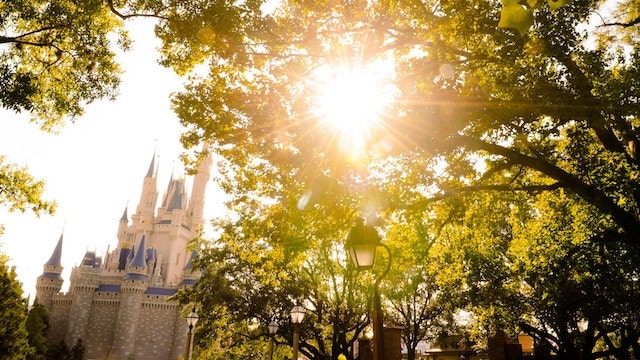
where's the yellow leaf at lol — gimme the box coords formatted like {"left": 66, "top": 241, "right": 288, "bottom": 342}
{"left": 498, "top": 3, "right": 534, "bottom": 36}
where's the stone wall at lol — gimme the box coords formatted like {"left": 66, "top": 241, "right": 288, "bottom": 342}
{"left": 131, "top": 298, "right": 182, "bottom": 360}
{"left": 85, "top": 295, "right": 120, "bottom": 359}
{"left": 46, "top": 289, "right": 186, "bottom": 360}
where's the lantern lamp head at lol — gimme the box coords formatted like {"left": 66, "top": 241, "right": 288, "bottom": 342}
{"left": 186, "top": 307, "right": 199, "bottom": 328}
{"left": 345, "top": 218, "right": 381, "bottom": 269}
{"left": 290, "top": 305, "right": 306, "bottom": 324}
{"left": 268, "top": 320, "right": 279, "bottom": 334}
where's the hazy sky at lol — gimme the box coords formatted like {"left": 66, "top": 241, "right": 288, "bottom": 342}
{"left": 0, "top": 20, "right": 224, "bottom": 297}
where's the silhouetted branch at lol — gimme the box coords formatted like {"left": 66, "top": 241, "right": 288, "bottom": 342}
{"left": 106, "top": 0, "right": 171, "bottom": 21}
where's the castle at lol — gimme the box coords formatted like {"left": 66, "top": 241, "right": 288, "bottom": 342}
{"left": 36, "top": 152, "right": 212, "bottom": 360}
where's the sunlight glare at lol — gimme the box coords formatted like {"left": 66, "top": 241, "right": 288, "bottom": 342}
{"left": 313, "top": 61, "right": 396, "bottom": 159}
{"left": 315, "top": 63, "right": 392, "bottom": 134}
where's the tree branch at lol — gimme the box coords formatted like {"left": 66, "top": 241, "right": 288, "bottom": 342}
{"left": 453, "top": 135, "right": 640, "bottom": 236}
{"left": 599, "top": 16, "right": 640, "bottom": 28}
{"left": 0, "top": 22, "right": 75, "bottom": 45}
{"left": 106, "top": 0, "right": 171, "bottom": 21}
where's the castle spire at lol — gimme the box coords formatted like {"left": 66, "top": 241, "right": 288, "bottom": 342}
{"left": 130, "top": 235, "right": 148, "bottom": 269}
{"left": 132, "top": 151, "right": 159, "bottom": 236}
{"left": 166, "top": 180, "right": 185, "bottom": 211}
{"left": 119, "top": 205, "right": 128, "bottom": 222}
{"left": 36, "top": 232, "right": 65, "bottom": 310}
{"left": 146, "top": 152, "right": 155, "bottom": 178}
{"left": 45, "top": 232, "right": 64, "bottom": 267}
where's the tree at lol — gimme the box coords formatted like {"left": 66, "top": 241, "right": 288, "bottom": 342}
{"left": 162, "top": 0, "right": 640, "bottom": 241}
{"left": 0, "top": 0, "right": 123, "bottom": 129}
{"left": 69, "top": 339, "right": 84, "bottom": 360}
{"left": 43, "top": 339, "right": 84, "bottom": 360}
{"left": 0, "top": 156, "right": 56, "bottom": 216}
{"left": 25, "top": 302, "right": 50, "bottom": 360}
{"left": 160, "top": 0, "right": 640, "bottom": 357}
{"left": 179, "top": 206, "right": 371, "bottom": 360}
{"left": 426, "top": 187, "right": 640, "bottom": 359}
{"left": 45, "top": 341, "right": 69, "bottom": 360}
{"left": 510, "top": 191, "right": 640, "bottom": 359}
{"left": 0, "top": 253, "right": 35, "bottom": 359}
{"left": 384, "top": 221, "right": 447, "bottom": 360}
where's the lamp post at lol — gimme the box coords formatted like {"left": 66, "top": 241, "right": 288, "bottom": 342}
{"left": 346, "top": 218, "right": 391, "bottom": 360}
{"left": 290, "top": 304, "right": 306, "bottom": 360}
{"left": 268, "top": 320, "right": 279, "bottom": 360}
{"left": 185, "top": 307, "right": 199, "bottom": 360}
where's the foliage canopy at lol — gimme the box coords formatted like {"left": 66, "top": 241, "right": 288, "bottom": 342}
{"left": 5, "top": 0, "right": 640, "bottom": 357}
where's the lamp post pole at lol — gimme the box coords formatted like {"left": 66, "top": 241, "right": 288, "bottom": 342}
{"left": 346, "top": 219, "right": 391, "bottom": 360}
{"left": 290, "top": 304, "right": 306, "bottom": 360}
{"left": 371, "top": 243, "right": 391, "bottom": 360}
{"left": 268, "top": 320, "right": 279, "bottom": 360}
{"left": 185, "top": 307, "right": 199, "bottom": 360}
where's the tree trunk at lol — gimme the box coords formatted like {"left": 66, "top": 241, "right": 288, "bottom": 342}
{"left": 406, "top": 347, "right": 416, "bottom": 360}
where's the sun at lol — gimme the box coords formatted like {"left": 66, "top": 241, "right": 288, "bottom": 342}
{"left": 312, "top": 60, "right": 397, "bottom": 158}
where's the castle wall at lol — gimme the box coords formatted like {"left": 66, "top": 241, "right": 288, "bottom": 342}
{"left": 48, "top": 296, "right": 72, "bottom": 344}
{"left": 131, "top": 298, "right": 183, "bottom": 360}
{"left": 84, "top": 293, "right": 120, "bottom": 359}
{"left": 113, "top": 280, "right": 146, "bottom": 359}
{"left": 66, "top": 268, "right": 101, "bottom": 347}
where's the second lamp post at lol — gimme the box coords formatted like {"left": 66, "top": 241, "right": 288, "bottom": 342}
{"left": 290, "top": 304, "right": 306, "bottom": 359}
{"left": 185, "top": 307, "right": 199, "bottom": 360}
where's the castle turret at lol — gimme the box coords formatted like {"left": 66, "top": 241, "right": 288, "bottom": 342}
{"left": 36, "top": 233, "right": 65, "bottom": 310}
{"left": 117, "top": 205, "right": 129, "bottom": 245}
{"left": 131, "top": 154, "right": 158, "bottom": 237}
{"left": 113, "top": 235, "right": 148, "bottom": 359}
{"left": 65, "top": 250, "right": 101, "bottom": 347}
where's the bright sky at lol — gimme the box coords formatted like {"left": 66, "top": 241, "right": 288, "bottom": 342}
{"left": 0, "top": 20, "right": 225, "bottom": 298}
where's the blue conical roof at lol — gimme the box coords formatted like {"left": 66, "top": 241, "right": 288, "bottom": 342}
{"left": 146, "top": 248, "right": 156, "bottom": 262}
{"left": 167, "top": 181, "right": 184, "bottom": 211}
{"left": 120, "top": 206, "right": 128, "bottom": 222}
{"left": 45, "top": 233, "right": 63, "bottom": 267}
{"left": 146, "top": 153, "right": 155, "bottom": 178}
{"left": 183, "top": 251, "right": 198, "bottom": 270}
{"left": 129, "top": 235, "right": 148, "bottom": 269}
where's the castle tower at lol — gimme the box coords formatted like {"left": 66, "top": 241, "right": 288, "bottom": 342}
{"left": 36, "top": 232, "right": 64, "bottom": 309}
{"left": 36, "top": 147, "right": 213, "bottom": 360}
{"left": 159, "top": 178, "right": 191, "bottom": 285}
{"left": 187, "top": 151, "right": 213, "bottom": 234}
{"left": 131, "top": 154, "right": 158, "bottom": 238}
{"left": 113, "top": 235, "right": 148, "bottom": 359}
{"left": 65, "top": 251, "right": 101, "bottom": 347}
{"left": 117, "top": 206, "right": 129, "bottom": 245}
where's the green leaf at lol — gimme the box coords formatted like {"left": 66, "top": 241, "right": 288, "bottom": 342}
{"left": 547, "top": 0, "right": 573, "bottom": 12}
{"left": 498, "top": 3, "right": 534, "bottom": 36}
